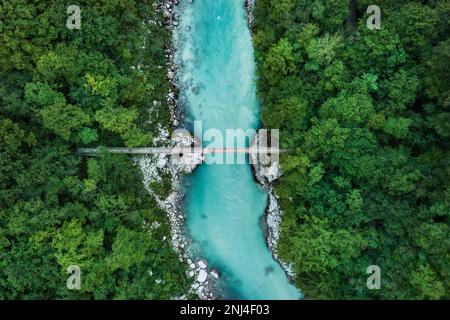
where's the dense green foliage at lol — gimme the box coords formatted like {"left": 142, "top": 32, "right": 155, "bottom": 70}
{"left": 253, "top": 0, "right": 449, "bottom": 299}
{"left": 0, "top": 1, "right": 189, "bottom": 299}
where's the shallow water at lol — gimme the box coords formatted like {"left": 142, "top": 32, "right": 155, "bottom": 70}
{"left": 176, "top": 0, "right": 301, "bottom": 299}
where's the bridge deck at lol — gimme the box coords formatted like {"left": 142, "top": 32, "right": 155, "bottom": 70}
{"left": 77, "top": 147, "right": 282, "bottom": 155}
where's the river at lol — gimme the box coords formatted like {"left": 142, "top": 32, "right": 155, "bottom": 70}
{"left": 175, "top": 0, "right": 301, "bottom": 299}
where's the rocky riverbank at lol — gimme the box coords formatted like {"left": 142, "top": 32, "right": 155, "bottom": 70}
{"left": 245, "top": 0, "right": 298, "bottom": 284}
{"left": 250, "top": 134, "right": 297, "bottom": 281}
{"left": 136, "top": 0, "right": 219, "bottom": 300}
{"left": 245, "top": 0, "right": 256, "bottom": 28}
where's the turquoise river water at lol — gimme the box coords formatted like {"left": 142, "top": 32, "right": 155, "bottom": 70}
{"left": 175, "top": 0, "right": 301, "bottom": 299}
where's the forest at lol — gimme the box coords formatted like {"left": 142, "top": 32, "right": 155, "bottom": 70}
{"left": 0, "top": 0, "right": 189, "bottom": 299}
{"left": 253, "top": 0, "right": 449, "bottom": 299}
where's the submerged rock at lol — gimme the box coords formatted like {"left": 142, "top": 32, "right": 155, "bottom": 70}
{"left": 210, "top": 269, "right": 220, "bottom": 279}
